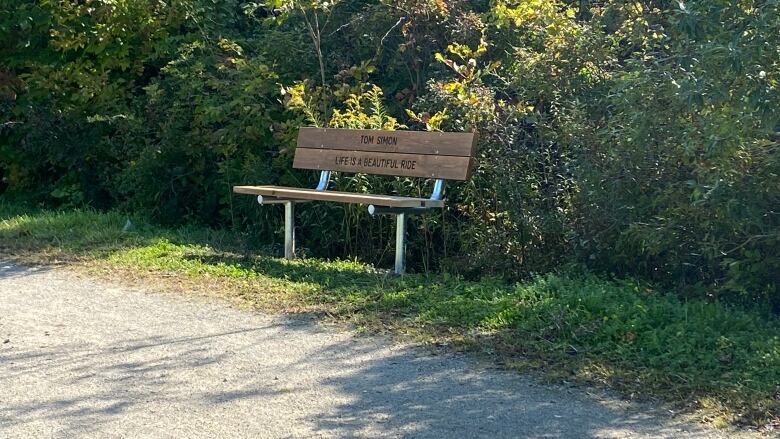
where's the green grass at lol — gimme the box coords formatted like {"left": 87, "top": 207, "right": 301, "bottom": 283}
{"left": 1, "top": 201, "right": 778, "bottom": 430}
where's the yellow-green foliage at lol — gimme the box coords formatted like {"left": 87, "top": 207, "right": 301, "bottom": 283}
{"left": 1, "top": 0, "right": 778, "bottom": 309}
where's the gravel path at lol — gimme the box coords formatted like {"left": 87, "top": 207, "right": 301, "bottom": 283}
{"left": 0, "top": 261, "right": 758, "bottom": 438}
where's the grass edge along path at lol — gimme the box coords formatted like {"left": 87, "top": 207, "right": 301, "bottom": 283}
{"left": 0, "top": 203, "right": 778, "bottom": 432}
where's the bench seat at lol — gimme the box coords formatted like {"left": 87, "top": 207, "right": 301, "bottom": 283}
{"left": 233, "top": 185, "right": 445, "bottom": 208}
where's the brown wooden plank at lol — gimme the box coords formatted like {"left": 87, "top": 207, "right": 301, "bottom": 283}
{"left": 297, "top": 127, "right": 477, "bottom": 157}
{"left": 292, "top": 148, "right": 474, "bottom": 180}
{"left": 233, "top": 186, "right": 445, "bottom": 208}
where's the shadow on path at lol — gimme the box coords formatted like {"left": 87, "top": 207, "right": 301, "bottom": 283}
{"left": 0, "top": 266, "right": 723, "bottom": 438}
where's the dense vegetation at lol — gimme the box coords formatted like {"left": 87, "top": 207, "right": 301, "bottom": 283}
{"left": 1, "top": 1, "right": 778, "bottom": 308}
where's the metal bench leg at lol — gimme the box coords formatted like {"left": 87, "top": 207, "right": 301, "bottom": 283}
{"left": 394, "top": 212, "right": 406, "bottom": 274}
{"left": 284, "top": 201, "right": 295, "bottom": 259}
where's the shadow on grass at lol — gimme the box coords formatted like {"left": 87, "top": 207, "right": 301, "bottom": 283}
{"left": 181, "top": 253, "right": 406, "bottom": 291}
{"left": 1, "top": 206, "right": 779, "bottom": 429}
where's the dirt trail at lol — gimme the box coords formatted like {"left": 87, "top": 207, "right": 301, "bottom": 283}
{"left": 0, "top": 262, "right": 758, "bottom": 438}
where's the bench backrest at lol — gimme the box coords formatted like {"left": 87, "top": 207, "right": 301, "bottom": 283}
{"left": 293, "top": 128, "right": 477, "bottom": 181}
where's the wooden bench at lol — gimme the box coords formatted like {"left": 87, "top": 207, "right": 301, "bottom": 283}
{"left": 233, "top": 127, "right": 477, "bottom": 274}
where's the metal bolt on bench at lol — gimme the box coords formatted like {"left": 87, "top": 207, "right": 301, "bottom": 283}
{"left": 234, "top": 128, "right": 477, "bottom": 275}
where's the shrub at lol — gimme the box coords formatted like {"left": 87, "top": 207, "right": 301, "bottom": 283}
{"left": 1, "top": 0, "right": 778, "bottom": 307}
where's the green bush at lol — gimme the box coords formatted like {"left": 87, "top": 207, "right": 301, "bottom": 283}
{"left": 116, "top": 39, "right": 284, "bottom": 226}
{"left": 496, "top": 1, "right": 780, "bottom": 306}
{"left": 1, "top": 0, "right": 778, "bottom": 308}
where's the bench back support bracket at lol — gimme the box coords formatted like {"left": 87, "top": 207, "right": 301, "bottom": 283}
{"left": 430, "top": 179, "right": 445, "bottom": 201}
{"left": 316, "top": 170, "right": 331, "bottom": 191}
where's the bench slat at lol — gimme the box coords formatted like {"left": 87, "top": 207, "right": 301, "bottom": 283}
{"left": 293, "top": 148, "right": 474, "bottom": 180}
{"left": 233, "top": 186, "right": 445, "bottom": 208}
{"left": 297, "top": 127, "right": 477, "bottom": 157}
